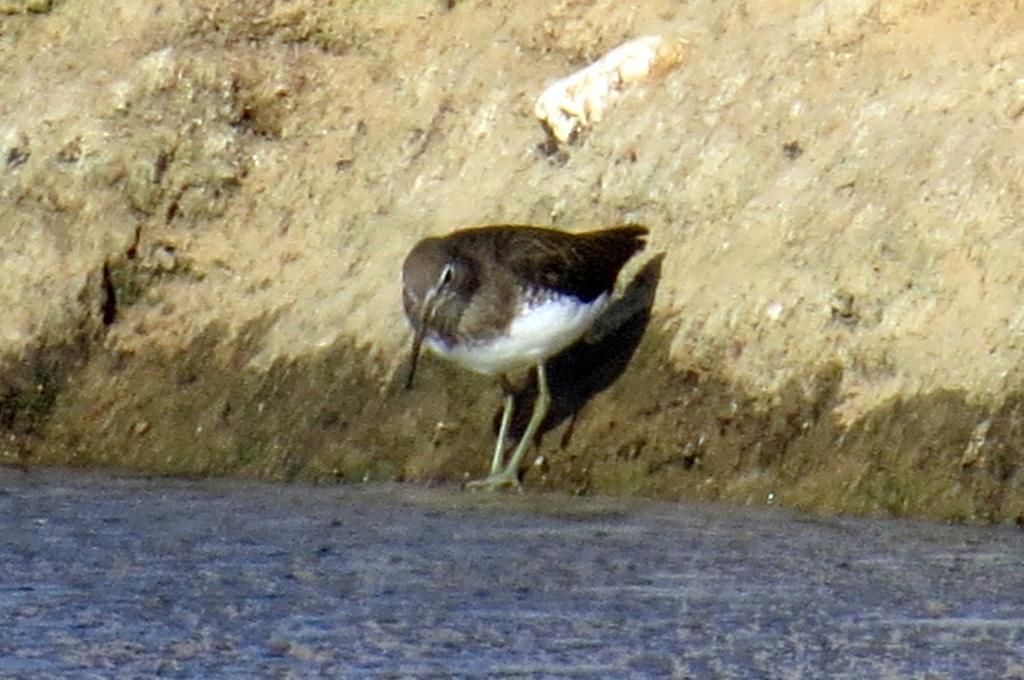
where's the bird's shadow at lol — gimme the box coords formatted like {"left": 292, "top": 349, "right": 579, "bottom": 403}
{"left": 499, "top": 253, "right": 664, "bottom": 449}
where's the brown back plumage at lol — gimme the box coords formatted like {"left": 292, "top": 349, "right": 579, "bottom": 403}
{"left": 446, "top": 224, "right": 648, "bottom": 303}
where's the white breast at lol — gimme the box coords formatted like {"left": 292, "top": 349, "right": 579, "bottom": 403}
{"left": 426, "top": 292, "right": 609, "bottom": 375}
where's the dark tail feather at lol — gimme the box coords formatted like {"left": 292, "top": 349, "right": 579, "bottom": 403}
{"left": 599, "top": 224, "right": 648, "bottom": 256}
{"left": 591, "top": 224, "right": 649, "bottom": 272}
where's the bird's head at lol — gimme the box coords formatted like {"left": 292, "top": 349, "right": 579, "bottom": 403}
{"left": 401, "top": 237, "right": 476, "bottom": 388}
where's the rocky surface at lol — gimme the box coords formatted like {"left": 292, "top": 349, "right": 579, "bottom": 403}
{"left": 1, "top": 1, "right": 1023, "bottom": 520}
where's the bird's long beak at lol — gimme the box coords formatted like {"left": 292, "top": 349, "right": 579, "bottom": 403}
{"left": 405, "top": 288, "right": 438, "bottom": 390}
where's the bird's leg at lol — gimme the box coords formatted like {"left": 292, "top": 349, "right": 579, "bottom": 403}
{"left": 501, "top": 363, "right": 550, "bottom": 479}
{"left": 490, "top": 375, "right": 515, "bottom": 475}
{"left": 467, "top": 364, "right": 550, "bottom": 491}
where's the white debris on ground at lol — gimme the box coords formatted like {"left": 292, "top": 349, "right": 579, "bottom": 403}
{"left": 534, "top": 36, "right": 686, "bottom": 144}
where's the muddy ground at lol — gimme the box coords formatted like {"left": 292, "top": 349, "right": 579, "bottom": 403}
{"left": 5, "top": 468, "right": 1023, "bottom": 676}
{"left": 1, "top": 1, "right": 1023, "bottom": 521}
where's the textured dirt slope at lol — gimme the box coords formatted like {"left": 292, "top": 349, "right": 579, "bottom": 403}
{"left": 1, "top": 0, "right": 1023, "bottom": 520}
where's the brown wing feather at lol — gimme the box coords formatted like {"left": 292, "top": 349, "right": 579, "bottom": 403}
{"left": 450, "top": 225, "right": 648, "bottom": 302}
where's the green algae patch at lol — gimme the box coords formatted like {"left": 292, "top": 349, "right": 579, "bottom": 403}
{"left": 2, "top": 313, "right": 1023, "bottom": 524}
{"left": 589, "top": 460, "right": 651, "bottom": 497}
{"left": 0, "top": 340, "right": 89, "bottom": 454}
{"left": 20, "top": 315, "right": 495, "bottom": 487}
{"left": 520, "top": 325, "right": 1024, "bottom": 523}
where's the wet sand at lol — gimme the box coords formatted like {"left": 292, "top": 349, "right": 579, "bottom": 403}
{"left": 2, "top": 467, "right": 1022, "bottom": 678}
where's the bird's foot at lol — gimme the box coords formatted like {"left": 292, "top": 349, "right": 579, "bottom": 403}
{"left": 464, "top": 469, "right": 523, "bottom": 492}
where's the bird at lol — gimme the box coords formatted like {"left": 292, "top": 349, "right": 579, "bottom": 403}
{"left": 401, "top": 224, "right": 648, "bottom": 490}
